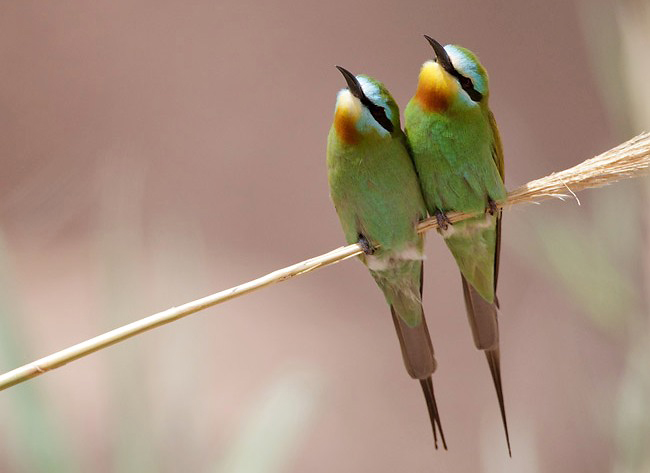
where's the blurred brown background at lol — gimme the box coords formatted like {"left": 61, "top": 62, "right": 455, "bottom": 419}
{"left": 1, "top": 0, "right": 649, "bottom": 472}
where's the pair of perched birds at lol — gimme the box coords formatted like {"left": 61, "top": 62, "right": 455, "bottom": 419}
{"left": 326, "top": 36, "right": 510, "bottom": 454}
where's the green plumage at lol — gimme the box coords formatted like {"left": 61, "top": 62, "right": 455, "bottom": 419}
{"left": 327, "top": 113, "right": 426, "bottom": 326}
{"left": 405, "top": 97, "right": 505, "bottom": 302}
{"left": 404, "top": 40, "right": 510, "bottom": 454}
{"left": 327, "top": 71, "right": 446, "bottom": 449}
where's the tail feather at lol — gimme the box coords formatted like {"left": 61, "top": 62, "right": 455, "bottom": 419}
{"left": 420, "top": 377, "right": 447, "bottom": 450}
{"left": 461, "top": 275, "right": 498, "bottom": 350}
{"left": 390, "top": 305, "right": 447, "bottom": 450}
{"left": 485, "top": 348, "right": 511, "bottom": 456}
{"left": 390, "top": 306, "right": 435, "bottom": 378}
{"left": 381, "top": 261, "right": 447, "bottom": 450}
{"left": 461, "top": 274, "right": 510, "bottom": 456}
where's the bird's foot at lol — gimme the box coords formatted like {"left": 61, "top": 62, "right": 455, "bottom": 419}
{"left": 487, "top": 197, "right": 499, "bottom": 216}
{"left": 358, "top": 235, "right": 376, "bottom": 255}
{"left": 434, "top": 210, "right": 452, "bottom": 231}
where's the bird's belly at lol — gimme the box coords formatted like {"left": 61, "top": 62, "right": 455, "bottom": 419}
{"left": 440, "top": 211, "right": 494, "bottom": 239}
{"left": 365, "top": 244, "right": 424, "bottom": 272}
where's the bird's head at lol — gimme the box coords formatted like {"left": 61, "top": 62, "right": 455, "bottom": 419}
{"left": 332, "top": 66, "right": 400, "bottom": 144}
{"left": 414, "top": 36, "right": 489, "bottom": 112}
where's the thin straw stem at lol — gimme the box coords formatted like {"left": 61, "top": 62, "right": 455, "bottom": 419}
{"left": 1, "top": 132, "right": 649, "bottom": 392}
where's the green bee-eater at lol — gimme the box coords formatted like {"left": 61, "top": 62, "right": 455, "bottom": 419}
{"left": 327, "top": 66, "right": 446, "bottom": 449}
{"left": 404, "top": 37, "right": 510, "bottom": 454}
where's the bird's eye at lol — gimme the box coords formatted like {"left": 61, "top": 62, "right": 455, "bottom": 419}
{"left": 369, "top": 105, "right": 394, "bottom": 133}
{"left": 457, "top": 74, "right": 483, "bottom": 102}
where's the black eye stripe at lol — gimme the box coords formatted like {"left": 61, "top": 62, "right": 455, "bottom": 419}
{"left": 368, "top": 104, "right": 394, "bottom": 133}
{"left": 456, "top": 73, "right": 483, "bottom": 102}
{"left": 359, "top": 95, "right": 394, "bottom": 133}
{"left": 435, "top": 58, "right": 483, "bottom": 102}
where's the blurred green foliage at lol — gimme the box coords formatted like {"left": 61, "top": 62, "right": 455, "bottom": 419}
{"left": 0, "top": 161, "right": 324, "bottom": 472}
{"left": 0, "top": 235, "right": 80, "bottom": 473}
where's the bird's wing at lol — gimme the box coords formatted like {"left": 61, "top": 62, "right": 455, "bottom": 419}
{"left": 488, "top": 110, "right": 504, "bottom": 296}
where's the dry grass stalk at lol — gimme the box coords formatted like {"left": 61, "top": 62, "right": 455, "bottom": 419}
{"left": 1, "top": 132, "right": 649, "bottom": 391}
{"left": 418, "top": 132, "right": 650, "bottom": 232}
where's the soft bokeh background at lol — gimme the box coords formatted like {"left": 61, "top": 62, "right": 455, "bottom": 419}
{"left": 1, "top": 0, "right": 648, "bottom": 471}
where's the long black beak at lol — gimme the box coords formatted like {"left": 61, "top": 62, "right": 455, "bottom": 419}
{"left": 424, "top": 35, "right": 454, "bottom": 74}
{"left": 335, "top": 65, "right": 367, "bottom": 102}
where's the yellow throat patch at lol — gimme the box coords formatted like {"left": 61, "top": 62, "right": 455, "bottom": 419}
{"left": 334, "top": 91, "right": 362, "bottom": 144}
{"left": 415, "top": 61, "right": 457, "bottom": 112}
